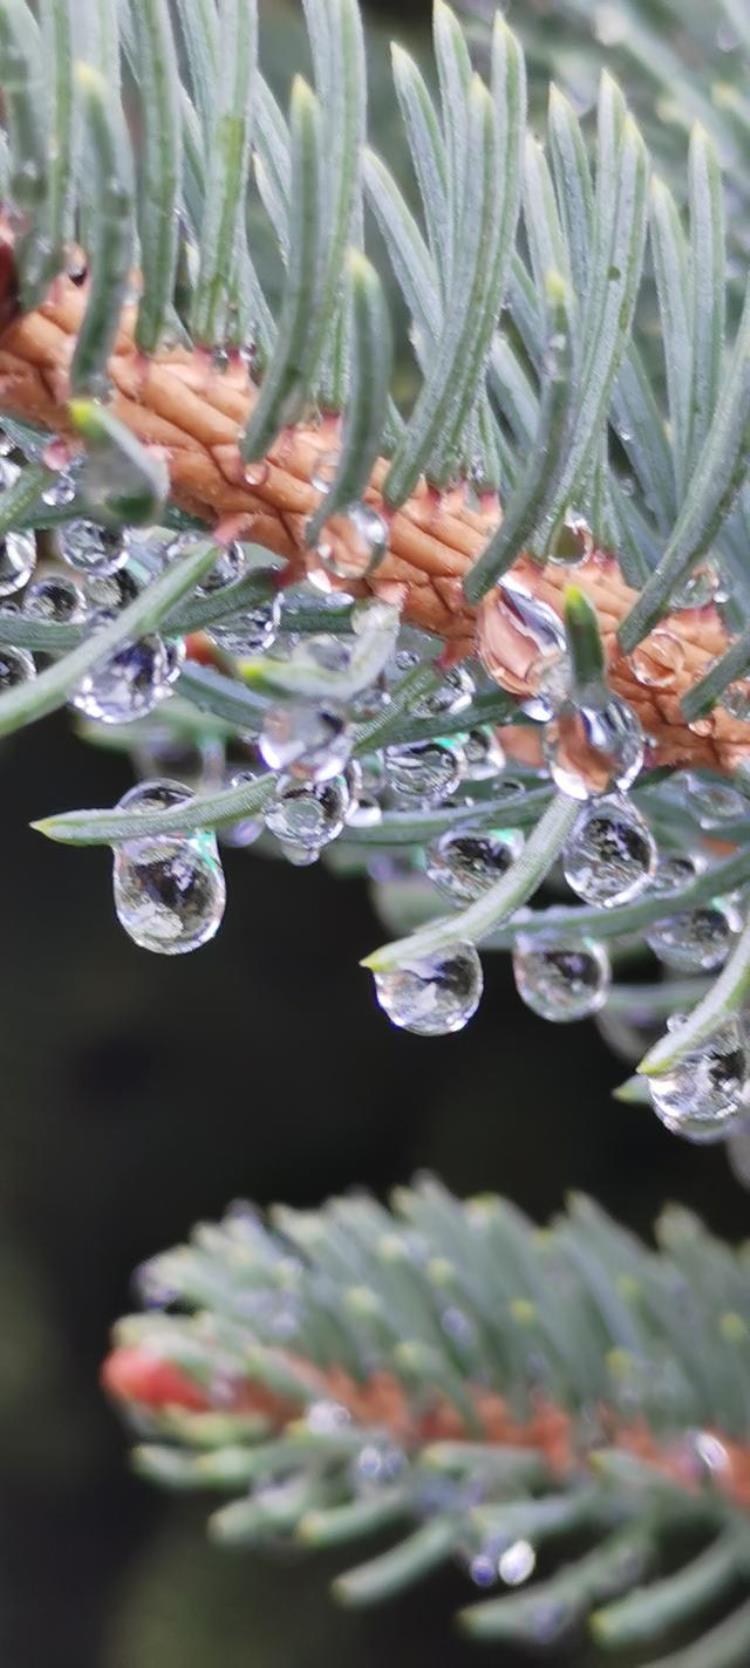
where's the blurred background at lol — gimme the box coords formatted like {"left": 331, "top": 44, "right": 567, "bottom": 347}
{"left": 1, "top": 2, "right": 748, "bottom": 1665}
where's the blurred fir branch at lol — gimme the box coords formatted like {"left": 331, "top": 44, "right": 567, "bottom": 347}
{"left": 105, "top": 1177, "right": 750, "bottom": 1664}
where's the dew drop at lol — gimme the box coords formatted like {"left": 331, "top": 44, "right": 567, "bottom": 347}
{"left": 386, "top": 739, "right": 466, "bottom": 808}
{"left": 194, "top": 542, "right": 246, "bottom": 596}
{"left": 499, "top": 1540, "right": 536, "bottom": 1586}
{"left": 264, "top": 774, "right": 349, "bottom": 850}
{"left": 464, "top": 727, "right": 506, "bottom": 781}
{"left": 476, "top": 578, "right": 567, "bottom": 715}
{"left": 373, "top": 942, "right": 483, "bottom": 1036}
{"left": 42, "top": 468, "right": 78, "bottom": 508}
{"left": 113, "top": 835, "right": 226, "bottom": 954}
{"left": 23, "top": 575, "right": 87, "bottom": 622}
{"left": 720, "top": 680, "right": 750, "bottom": 722}
{"left": 426, "top": 827, "right": 524, "bottom": 903}
{"left": 84, "top": 568, "right": 140, "bottom": 620}
{"left": 412, "top": 665, "right": 475, "bottom": 719}
{"left": 645, "top": 898, "right": 740, "bottom": 973}
{"left": 59, "top": 519, "right": 128, "bottom": 576}
{"left": 0, "top": 644, "right": 35, "bottom": 691}
{"left": 670, "top": 562, "right": 721, "bottom": 611}
{"left": 315, "top": 501, "right": 389, "bottom": 582}
{"left": 208, "top": 594, "right": 282, "bottom": 657}
{"left": 259, "top": 701, "right": 353, "bottom": 782}
{"left": 631, "top": 629, "right": 685, "bottom": 689}
{"left": 0, "top": 530, "right": 36, "bottom": 598}
{"left": 563, "top": 797, "right": 656, "bottom": 906}
{"left": 649, "top": 1018, "right": 746, "bottom": 1144}
{"left": 513, "top": 934, "right": 611, "bottom": 1022}
{"left": 543, "top": 692, "right": 644, "bottom": 800}
{"left": 71, "top": 634, "right": 173, "bottom": 724}
{"left": 683, "top": 774, "right": 748, "bottom": 826}
{"left": 310, "top": 449, "right": 339, "bottom": 495}
{"left": 549, "top": 510, "right": 594, "bottom": 567}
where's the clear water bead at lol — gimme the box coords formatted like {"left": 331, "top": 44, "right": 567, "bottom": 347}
{"left": 259, "top": 701, "right": 352, "bottom": 782}
{"left": 476, "top": 577, "right": 567, "bottom": 720}
{"left": 23, "top": 575, "right": 86, "bottom": 622}
{"left": 645, "top": 898, "right": 740, "bottom": 973}
{"left": 316, "top": 502, "right": 388, "bottom": 581}
{"left": 265, "top": 774, "right": 349, "bottom": 850}
{"left": 426, "top": 827, "right": 524, "bottom": 904}
{"left": 631, "top": 630, "right": 685, "bottom": 690}
{"left": 549, "top": 510, "right": 594, "bottom": 566}
{"left": 543, "top": 692, "right": 644, "bottom": 800}
{"left": 118, "top": 779, "right": 193, "bottom": 815}
{"left": 42, "top": 467, "right": 78, "bottom": 508}
{"left": 720, "top": 680, "right": 750, "bottom": 722}
{"left": 71, "top": 634, "right": 172, "bottom": 724}
{"left": 113, "top": 837, "right": 226, "bottom": 955}
{"left": 0, "top": 530, "right": 36, "bottom": 598}
{"left": 412, "top": 665, "right": 475, "bottom": 719}
{"left": 684, "top": 774, "right": 748, "bottom": 827}
{"left": 513, "top": 934, "right": 611, "bottom": 1022}
{"left": 59, "top": 520, "right": 127, "bottom": 576}
{"left": 464, "top": 727, "right": 506, "bottom": 781}
{"left": 563, "top": 798, "right": 656, "bottom": 906}
{"left": 386, "top": 739, "right": 466, "bottom": 808}
{"left": 671, "top": 562, "right": 722, "bottom": 611}
{"left": 208, "top": 595, "right": 282, "bottom": 658}
{"left": 220, "top": 768, "right": 264, "bottom": 849}
{"left": 0, "top": 644, "right": 35, "bottom": 690}
{"left": 374, "top": 942, "right": 483, "bottom": 1036}
{"left": 194, "top": 542, "right": 246, "bottom": 596}
{"left": 84, "top": 568, "right": 140, "bottom": 620}
{"left": 649, "top": 1019, "right": 746, "bottom": 1144}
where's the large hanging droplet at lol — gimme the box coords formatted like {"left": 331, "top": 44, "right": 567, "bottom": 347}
{"left": 648, "top": 1018, "right": 746, "bottom": 1144}
{"left": 426, "top": 827, "right": 524, "bottom": 904}
{"left": 315, "top": 502, "right": 388, "bottom": 581}
{"left": 84, "top": 569, "right": 140, "bottom": 621}
{"left": 71, "top": 635, "right": 173, "bottom": 724}
{"left": 208, "top": 595, "right": 282, "bottom": 657}
{"left": 513, "top": 934, "right": 611, "bottom": 1022}
{"left": 645, "top": 899, "right": 740, "bottom": 972}
{"left": 259, "top": 701, "right": 353, "bottom": 782}
{"left": 60, "top": 520, "right": 128, "bottom": 577}
{"left": 112, "top": 778, "right": 225, "bottom": 955}
{"left": 0, "top": 530, "right": 36, "bottom": 598}
{"left": 563, "top": 797, "right": 657, "bottom": 906}
{"left": 0, "top": 644, "right": 35, "bottom": 691}
{"left": 23, "top": 575, "right": 87, "bottom": 622}
{"left": 113, "top": 837, "right": 226, "bottom": 954}
{"left": 373, "top": 942, "right": 483, "bottom": 1036}
{"left": 386, "top": 739, "right": 467, "bottom": 808}
{"left": 264, "top": 774, "right": 349, "bottom": 850}
{"left": 543, "top": 692, "right": 644, "bottom": 800}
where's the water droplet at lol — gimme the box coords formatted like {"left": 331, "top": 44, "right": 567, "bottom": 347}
{"left": 208, "top": 595, "right": 282, "bottom": 657}
{"left": 412, "top": 665, "right": 475, "bottom": 719}
{"left": 683, "top": 774, "right": 748, "bottom": 826}
{"left": 426, "top": 827, "right": 524, "bottom": 903}
{"left": 42, "top": 468, "right": 78, "bottom": 508}
{"left": 84, "top": 568, "right": 140, "bottom": 620}
{"left": 292, "top": 633, "right": 352, "bottom": 674}
{"left": 469, "top": 1553, "right": 497, "bottom": 1588}
{"left": 513, "top": 934, "right": 611, "bottom": 1022}
{"left": 499, "top": 1540, "right": 536, "bottom": 1586}
{"left": 651, "top": 851, "right": 703, "bottom": 892}
{"left": 386, "top": 739, "right": 467, "bottom": 807}
{"left": 310, "top": 449, "right": 339, "bottom": 495}
{"left": 0, "top": 644, "right": 35, "bottom": 690}
{"left": 71, "top": 634, "right": 173, "bottom": 723}
{"left": 315, "top": 502, "right": 389, "bottom": 582}
{"left": 259, "top": 701, "right": 353, "bottom": 782}
{"left": 0, "top": 530, "right": 36, "bottom": 598}
{"left": 563, "top": 797, "right": 656, "bottom": 906}
{"left": 720, "top": 680, "right": 750, "bottom": 721}
{"left": 477, "top": 578, "right": 567, "bottom": 716}
{"left": 645, "top": 898, "right": 740, "bottom": 972}
{"left": 265, "top": 774, "right": 349, "bottom": 850}
{"left": 59, "top": 519, "right": 127, "bottom": 576}
{"left": 278, "top": 839, "right": 322, "bottom": 866}
{"left": 544, "top": 692, "right": 644, "bottom": 800}
{"left": 631, "top": 630, "right": 685, "bottom": 689}
{"left": 373, "top": 942, "right": 483, "bottom": 1036}
{"left": 219, "top": 767, "right": 264, "bottom": 848}
{"left": 194, "top": 542, "right": 246, "bottom": 596}
{"left": 23, "top": 575, "right": 86, "bottom": 622}
{"left": 464, "top": 727, "right": 506, "bottom": 781}
{"left": 118, "top": 779, "right": 193, "bottom": 814}
{"left": 671, "top": 562, "right": 721, "bottom": 611}
{"left": 352, "top": 1441, "right": 406, "bottom": 1494}
{"left": 113, "top": 834, "right": 226, "bottom": 954}
{"left": 549, "top": 510, "right": 594, "bottom": 566}
{"left": 649, "top": 1018, "right": 746, "bottom": 1143}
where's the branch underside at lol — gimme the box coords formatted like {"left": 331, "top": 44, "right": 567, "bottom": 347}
{"left": 0, "top": 249, "right": 747, "bottom": 774}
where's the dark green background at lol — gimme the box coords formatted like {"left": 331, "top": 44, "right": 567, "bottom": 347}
{"left": 1, "top": 2, "right": 747, "bottom": 1664}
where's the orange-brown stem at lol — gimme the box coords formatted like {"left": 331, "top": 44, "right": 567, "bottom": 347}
{"left": 0, "top": 246, "right": 748, "bottom": 772}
